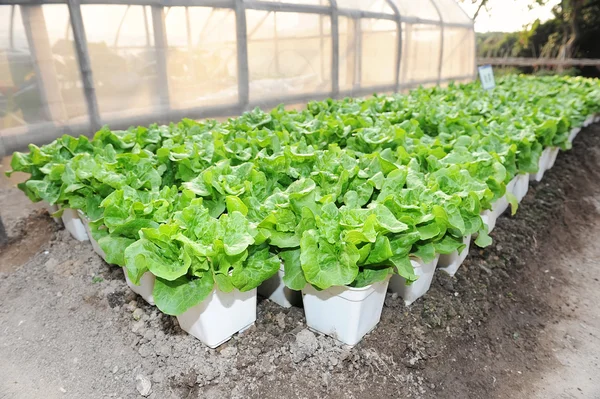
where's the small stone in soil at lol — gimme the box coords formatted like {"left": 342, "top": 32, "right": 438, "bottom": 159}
{"left": 151, "top": 369, "right": 165, "bottom": 384}
{"left": 221, "top": 346, "right": 238, "bottom": 358}
{"left": 132, "top": 308, "right": 144, "bottom": 320}
{"left": 291, "top": 329, "right": 318, "bottom": 363}
{"left": 275, "top": 313, "right": 286, "bottom": 329}
{"left": 135, "top": 374, "right": 152, "bottom": 397}
{"left": 138, "top": 344, "right": 154, "bottom": 358}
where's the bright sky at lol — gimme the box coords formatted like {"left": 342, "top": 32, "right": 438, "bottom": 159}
{"left": 459, "top": 0, "right": 561, "bottom": 33}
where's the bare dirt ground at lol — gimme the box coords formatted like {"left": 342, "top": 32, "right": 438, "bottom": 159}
{"left": 1, "top": 125, "right": 600, "bottom": 399}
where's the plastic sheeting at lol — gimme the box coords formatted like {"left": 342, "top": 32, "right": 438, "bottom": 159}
{"left": 166, "top": 7, "right": 239, "bottom": 109}
{"left": 0, "top": 0, "right": 474, "bottom": 155}
{"left": 246, "top": 10, "right": 332, "bottom": 102}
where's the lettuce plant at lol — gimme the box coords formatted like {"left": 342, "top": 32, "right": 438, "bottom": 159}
{"left": 6, "top": 75, "right": 600, "bottom": 314}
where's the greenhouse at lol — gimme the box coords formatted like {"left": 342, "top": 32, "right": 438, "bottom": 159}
{"left": 0, "top": 0, "right": 474, "bottom": 156}
{"left": 3, "top": 0, "right": 600, "bottom": 396}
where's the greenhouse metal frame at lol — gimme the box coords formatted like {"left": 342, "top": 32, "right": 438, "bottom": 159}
{"left": 0, "top": 0, "right": 475, "bottom": 156}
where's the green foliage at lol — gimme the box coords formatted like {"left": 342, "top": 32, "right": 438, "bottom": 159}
{"left": 7, "top": 75, "right": 600, "bottom": 315}
{"left": 475, "top": 0, "right": 600, "bottom": 77}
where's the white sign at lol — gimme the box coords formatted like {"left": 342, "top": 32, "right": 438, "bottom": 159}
{"left": 478, "top": 65, "right": 496, "bottom": 90}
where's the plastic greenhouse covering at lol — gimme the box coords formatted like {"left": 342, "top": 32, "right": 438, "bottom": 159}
{"left": 0, "top": 0, "right": 474, "bottom": 156}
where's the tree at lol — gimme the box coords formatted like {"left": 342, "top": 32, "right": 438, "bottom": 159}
{"left": 560, "top": 0, "right": 584, "bottom": 59}
{"left": 460, "top": 0, "right": 548, "bottom": 21}
{"left": 462, "top": 0, "right": 600, "bottom": 60}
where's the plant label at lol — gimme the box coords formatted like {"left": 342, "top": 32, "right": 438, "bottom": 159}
{"left": 478, "top": 65, "right": 496, "bottom": 90}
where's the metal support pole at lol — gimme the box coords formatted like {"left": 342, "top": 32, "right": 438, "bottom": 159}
{"left": 329, "top": 0, "right": 339, "bottom": 98}
{"left": 400, "top": 23, "right": 411, "bottom": 86}
{"left": 430, "top": 0, "right": 444, "bottom": 85}
{"left": 273, "top": 9, "right": 280, "bottom": 77}
{"left": 353, "top": 17, "right": 361, "bottom": 94}
{"left": 234, "top": 0, "right": 250, "bottom": 110}
{"left": 21, "top": 5, "right": 68, "bottom": 124}
{"left": 319, "top": 10, "right": 324, "bottom": 83}
{"left": 385, "top": 0, "right": 401, "bottom": 93}
{"left": 143, "top": 5, "right": 151, "bottom": 47}
{"left": 9, "top": 6, "right": 15, "bottom": 49}
{"left": 151, "top": 6, "right": 170, "bottom": 120}
{"left": 114, "top": 5, "right": 130, "bottom": 47}
{"left": 185, "top": 7, "right": 196, "bottom": 79}
{"left": 67, "top": 0, "right": 101, "bottom": 132}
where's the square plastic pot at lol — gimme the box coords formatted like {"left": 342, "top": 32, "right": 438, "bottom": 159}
{"left": 61, "top": 208, "right": 89, "bottom": 242}
{"left": 478, "top": 172, "right": 529, "bottom": 243}
{"left": 568, "top": 127, "right": 582, "bottom": 144}
{"left": 257, "top": 265, "right": 302, "bottom": 308}
{"left": 482, "top": 190, "right": 515, "bottom": 233}
{"left": 123, "top": 268, "right": 156, "bottom": 305}
{"left": 492, "top": 195, "right": 509, "bottom": 219}
{"left": 529, "top": 147, "right": 552, "bottom": 182}
{"left": 389, "top": 255, "right": 440, "bottom": 306}
{"left": 44, "top": 202, "right": 63, "bottom": 225}
{"left": 546, "top": 147, "right": 559, "bottom": 170}
{"left": 480, "top": 209, "right": 497, "bottom": 233}
{"left": 302, "top": 277, "right": 390, "bottom": 346}
{"left": 438, "top": 235, "right": 471, "bottom": 277}
{"left": 512, "top": 173, "right": 530, "bottom": 203}
{"left": 77, "top": 211, "right": 107, "bottom": 261}
{"left": 506, "top": 176, "right": 518, "bottom": 195}
{"left": 176, "top": 288, "right": 257, "bottom": 348}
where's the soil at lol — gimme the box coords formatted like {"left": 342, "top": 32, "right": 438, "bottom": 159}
{"left": 1, "top": 125, "right": 600, "bottom": 399}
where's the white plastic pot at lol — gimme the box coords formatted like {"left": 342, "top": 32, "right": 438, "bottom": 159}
{"left": 61, "top": 208, "right": 89, "bottom": 241}
{"left": 529, "top": 147, "right": 552, "bottom": 182}
{"left": 482, "top": 190, "right": 515, "bottom": 233}
{"left": 492, "top": 195, "right": 509, "bottom": 219}
{"left": 584, "top": 115, "right": 594, "bottom": 127}
{"left": 438, "top": 235, "right": 471, "bottom": 277}
{"left": 511, "top": 173, "right": 530, "bottom": 203}
{"left": 302, "top": 277, "right": 390, "bottom": 346}
{"left": 44, "top": 202, "right": 63, "bottom": 225}
{"left": 568, "top": 127, "right": 582, "bottom": 143}
{"left": 77, "top": 211, "right": 107, "bottom": 261}
{"left": 480, "top": 209, "right": 497, "bottom": 233}
{"left": 177, "top": 288, "right": 257, "bottom": 348}
{"left": 389, "top": 255, "right": 440, "bottom": 306}
{"left": 506, "top": 176, "right": 518, "bottom": 195}
{"left": 546, "top": 147, "right": 559, "bottom": 170}
{"left": 594, "top": 115, "right": 600, "bottom": 123}
{"left": 480, "top": 180, "right": 520, "bottom": 234}
{"left": 257, "top": 265, "right": 302, "bottom": 308}
{"left": 123, "top": 268, "right": 156, "bottom": 305}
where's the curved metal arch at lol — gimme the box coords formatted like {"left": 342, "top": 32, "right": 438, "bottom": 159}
{"left": 67, "top": 0, "right": 101, "bottom": 131}
{"left": 142, "top": 5, "right": 150, "bottom": 46}
{"left": 429, "top": 0, "right": 444, "bottom": 85}
{"left": 327, "top": 0, "right": 338, "bottom": 97}
{"left": 234, "top": 0, "right": 249, "bottom": 108}
{"left": 9, "top": 5, "right": 16, "bottom": 49}
{"left": 384, "top": 0, "right": 401, "bottom": 92}
{"left": 113, "top": 4, "right": 130, "bottom": 47}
